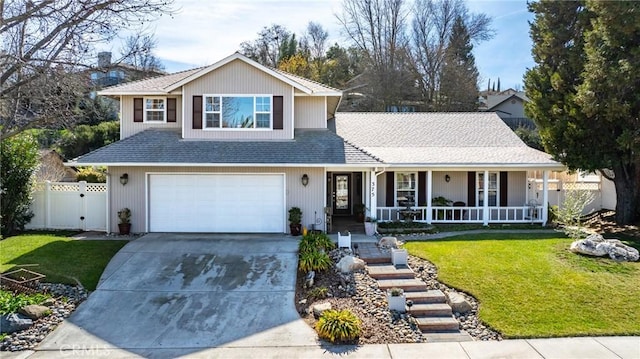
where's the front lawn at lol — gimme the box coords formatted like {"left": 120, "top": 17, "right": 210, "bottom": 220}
{"left": 405, "top": 233, "right": 640, "bottom": 338}
{"left": 0, "top": 233, "right": 128, "bottom": 291}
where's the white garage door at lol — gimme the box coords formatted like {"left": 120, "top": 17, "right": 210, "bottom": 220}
{"left": 149, "top": 174, "right": 285, "bottom": 233}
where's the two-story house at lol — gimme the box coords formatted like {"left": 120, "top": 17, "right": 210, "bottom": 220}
{"left": 72, "top": 53, "right": 563, "bottom": 234}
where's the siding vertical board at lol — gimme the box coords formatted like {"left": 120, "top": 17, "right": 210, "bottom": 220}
{"left": 192, "top": 96, "right": 203, "bottom": 129}
{"left": 294, "top": 97, "right": 326, "bottom": 128}
{"left": 181, "top": 60, "right": 293, "bottom": 139}
{"left": 134, "top": 98, "right": 143, "bottom": 122}
{"left": 418, "top": 172, "right": 426, "bottom": 205}
{"left": 121, "top": 96, "right": 182, "bottom": 139}
{"left": 167, "top": 98, "right": 177, "bottom": 122}
{"left": 386, "top": 172, "right": 395, "bottom": 206}
{"left": 500, "top": 172, "right": 508, "bottom": 206}
{"left": 273, "top": 96, "right": 284, "bottom": 130}
{"left": 467, "top": 172, "right": 476, "bottom": 206}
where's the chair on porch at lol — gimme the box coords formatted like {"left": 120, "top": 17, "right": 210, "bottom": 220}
{"left": 338, "top": 231, "right": 352, "bottom": 249}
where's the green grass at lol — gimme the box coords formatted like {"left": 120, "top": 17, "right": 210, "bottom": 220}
{"left": 405, "top": 233, "right": 640, "bottom": 338}
{"left": 0, "top": 233, "right": 127, "bottom": 291}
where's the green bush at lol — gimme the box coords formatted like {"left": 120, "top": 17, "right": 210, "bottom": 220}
{"left": 0, "top": 290, "right": 51, "bottom": 315}
{"left": 307, "top": 286, "right": 328, "bottom": 300}
{"left": 315, "top": 309, "right": 361, "bottom": 343}
{"left": 299, "top": 232, "right": 335, "bottom": 252}
{"left": 57, "top": 121, "right": 119, "bottom": 159}
{"left": 1, "top": 133, "right": 39, "bottom": 236}
{"left": 299, "top": 250, "right": 332, "bottom": 272}
{"left": 76, "top": 167, "right": 107, "bottom": 183}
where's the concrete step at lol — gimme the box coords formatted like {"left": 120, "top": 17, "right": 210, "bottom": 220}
{"left": 423, "top": 332, "right": 474, "bottom": 342}
{"left": 359, "top": 256, "right": 391, "bottom": 265}
{"left": 405, "top": 290, "right": 447, "bottom": 304}
{"left": 367, "top": 264, "right": 414, "bottom": 279}
{"left": 377, "top": 278, "right": 427, "bottom": 292}
{"left": 416, "top": 317, "right": 460, "bottom": 332}
{"left": 408, "top": 303, "right": 452, "bottom": 316}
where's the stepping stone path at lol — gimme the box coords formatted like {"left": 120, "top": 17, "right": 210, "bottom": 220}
{"left": 357, "top": 242, "right": 473, "bottom": 342}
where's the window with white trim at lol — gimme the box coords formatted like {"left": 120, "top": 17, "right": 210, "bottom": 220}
{"left": 477, "top": 172, "right": 499, "bottom": 206}
{"left": 396, "top": 172, "right": 417, "bottom": 207}
{"left": 144, "top": 97, "right": 166, "bottom": 122}
{"left": 204, "top": 95, "right": 272, "bottom": 129}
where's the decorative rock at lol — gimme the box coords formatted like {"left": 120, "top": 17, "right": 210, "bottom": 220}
{"left": 19, "top": 305, "right": 51, "bottom": 320}
{"left": 304, "top": 270, "right": 315, "bottom": 288}
{"left": 1, "top": 314, "right": 33, "bottom": 334}
{"left": 336, "top": 255, "right": 366, "bottom": 273}
{"left": 447, "top": 292, "right": 473, "bottom": 313}
{"left": 312, "top": 302, "right": 332, "bottom": 319}
{"left": 378, "top": 237, "right": 403, "bottom": 249}
{"left": 570, "top": 234, "right": 639, "bottom": 262}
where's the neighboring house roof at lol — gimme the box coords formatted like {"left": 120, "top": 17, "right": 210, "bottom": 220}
{"left": 98, "top": 53, "right": 342, "bottom": 96}
{"left": 333, "top": 112, "right": 561, "bottom": 168}
{"left": 485, "top": 92, "right": 529, "bottom": 110}
{"left": 71, "top": 129, "right": 382, "bottom": 166}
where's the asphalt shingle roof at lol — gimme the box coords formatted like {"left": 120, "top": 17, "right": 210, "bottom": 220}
{"left": 74, "top": 129, "right": 381, "bottom": 165}
{"left": 334, "top": 112, "right": 559, "bottom": 166}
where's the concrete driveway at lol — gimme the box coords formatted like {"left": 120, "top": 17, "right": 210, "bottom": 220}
{"left": 36, "top": 233, "right": 317, "bottom": 357}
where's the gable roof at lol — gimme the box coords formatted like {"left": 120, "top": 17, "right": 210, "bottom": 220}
{"left": 333, "top": 112, "right": 561, "bottom": 168}
{"left": 98, "top": 53, "right": 342, "bottom": 96}
{"left": 70, "top": 128, "right": 381, "bottom": 166}
{"left": 486, "top": 92, "right": 529, "bottom": 110}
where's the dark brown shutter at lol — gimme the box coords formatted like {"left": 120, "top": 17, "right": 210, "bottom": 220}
{"left": 167, "top": 98, "right": 177, "bottom": 123}
{"left": 500, "top": 171, "right": 508, "bottom": 206}
{"left": 273, "top": 96, "right": 283, "bottom": 130}
{"left": 386, "top": 172, "right": 395, "bottom": 206}
{"left": 133, "top": 98, "right": 143, "bottom": 122}
{"left": 467, "top": 172, "right": 476, "bottom": 206}
{"left": 418, "top": 171, "right": 427, "bottom": 206}
{"left": 192, "top": 96, "right": 202, "bottom": 129}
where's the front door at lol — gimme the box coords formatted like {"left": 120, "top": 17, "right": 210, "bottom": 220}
{"left": 333, "top": 173, "right": 351, "bottom": 215}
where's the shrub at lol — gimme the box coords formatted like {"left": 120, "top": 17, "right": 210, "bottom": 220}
{"left": 1, "top": 133, "right": 39, "bottom": 236}
{"left": 57, "top": 121, "right": 119, "bottom": 159}
{"left": 0, "top": 290, "right": 51, "bottom": 315}
{"left": 299, "top": 232, "right": 335, "bottom": 252}
{"left": 315, "top": 309, "right": 361, "bottom": 343}
{"left": 299, "top": 250, "right": 331, "bottom": 272}
{"left": 76, "top": 167, "right": 107, "bottom": 183}
{"left": 307, "top": 286, "right": 328, "bottom": 300}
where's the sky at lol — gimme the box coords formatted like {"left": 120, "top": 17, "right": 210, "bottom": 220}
{"left": 119, "top": 0, "right": 534, "bottom": 90}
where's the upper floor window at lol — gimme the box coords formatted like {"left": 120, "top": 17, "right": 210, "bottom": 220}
{"left": 144, "top": 97, "right": 166, "bottom": 122}
{"left": 203, "top": 95, "right": 271, "bottom": 129}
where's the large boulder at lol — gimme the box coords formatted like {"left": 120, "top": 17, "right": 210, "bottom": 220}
{"left": 378, "top": 236, "right": 403, "bottom": 249}
{"left": 570, "top": 234, "right": 639, "bottom": 262}
{"left": 336, "top": 256, "right": 366, "bottom": 273}
{"left": 0, "top": 313, "right": 33, "bottom": 334}
{"left": 447, "top": 292, "right": 472, "bottom": 314}
{"left": 19, "top": 304, "right": 50, "bottom": 320}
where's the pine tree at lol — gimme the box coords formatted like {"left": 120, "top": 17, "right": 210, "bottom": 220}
{"left": 438, "top": 16, "right": 479, "bottom": 111}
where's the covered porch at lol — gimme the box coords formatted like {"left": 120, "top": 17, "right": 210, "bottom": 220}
{"left": 326, "top": 168, "right": 554, "bottom": 227}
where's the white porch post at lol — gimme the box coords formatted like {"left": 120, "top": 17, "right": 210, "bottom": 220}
{"left": 364, "top": 171, "right": 371, "bottom": 212}
{"left": 483, "top": 170, "right": 489, "bottom": 225}
{"left": 542, "top": 170, "right": 549, "bottom": 225}
{"left": 369, "top": 170, "right": 377, "bottom": 219}
{"left": 426, "top": 170, "right": 433, "bottom": 224}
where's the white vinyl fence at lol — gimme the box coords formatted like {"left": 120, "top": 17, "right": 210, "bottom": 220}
{"left": 25, "top": 181, "right": 107, "bottom": 231}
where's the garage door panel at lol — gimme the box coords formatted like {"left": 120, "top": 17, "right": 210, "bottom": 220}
{"left": 149, "top": 174, "right": 285, "bottom": 233}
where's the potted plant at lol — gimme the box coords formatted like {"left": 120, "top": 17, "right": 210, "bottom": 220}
{"left": 288, "top": 207, "right": 303, "bottom": 236}
{"left": 432, "top": 196, "right": 453, "bottom": 220}
{"left": 386, "top": 287, "right": 406, "bottom": 312}
{"left": 353, "top": 203, "right": 366, "bottom": 223}
{"left": 118, "top": 208, "right": 131, "bottom": 235}
{"left": 364, "top": 217, "right": 377, "bottom": 236}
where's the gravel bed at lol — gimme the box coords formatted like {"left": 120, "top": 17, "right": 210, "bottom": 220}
{"left": 296, "top": 247, "right": 502, "bottom": 344}
{"left": 1, "top": 283, "right": 88, "bottom": 352}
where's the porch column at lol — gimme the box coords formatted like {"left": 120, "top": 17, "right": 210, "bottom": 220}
{"left": 542, "top": 170, "right": 549, "bottom": 225}
{"left": 369, "top": 170, "right": 377, "bottom": 219}
{"left": 483, "top": 170, "right": 489, "bottom": 225}
{"left": 426, "top": 170, "right": 433, "bottom": 224}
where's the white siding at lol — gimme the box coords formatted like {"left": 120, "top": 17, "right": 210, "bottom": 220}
{"left": 295, "top": 97, "right": 326, "bottom": 129}
{"left": 601, "top": 177, "right": 616, "bottom": 210}
{"left": 432, "top": 172, "right": 467, "bottom": 204}
{"left": 182, "top": 60, "right": 294, "bottom": 140}
{"left": 107, "top": 166, "right": 324, "bottom": 234}
{"left": 507, "top": 171, "right": 527, "bottom": 206}
{"left": 120, "top": 96, "right": 182, "bottom": 139}
{"left": 493, "top": 98, "right": 526, "bottom": 118}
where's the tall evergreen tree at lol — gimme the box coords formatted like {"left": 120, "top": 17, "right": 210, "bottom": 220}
{"left": 439, "top": 17, "right": 479, "bottom": 111}
{"left": 525, "top": 0, "right": 639, "bottom": 224}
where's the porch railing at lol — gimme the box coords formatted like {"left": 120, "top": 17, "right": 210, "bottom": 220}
{"left": 376, "top": 206, "right": 544, "bottom": 224}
